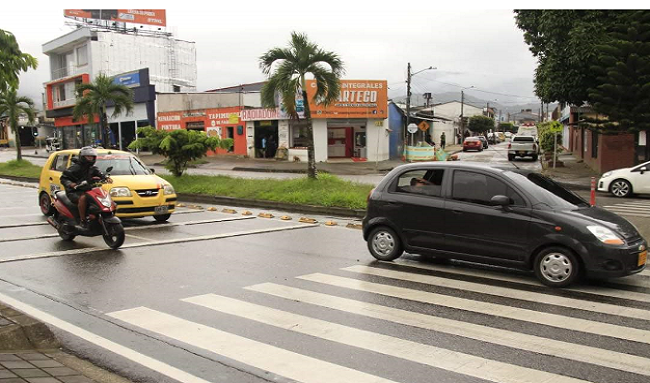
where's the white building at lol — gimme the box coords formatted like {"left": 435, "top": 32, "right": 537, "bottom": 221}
{"left": 418, "top": 101, "right": 484, "bottom": 144}
{"left": 42, "top": 26, "right": 197, "bottom": 149}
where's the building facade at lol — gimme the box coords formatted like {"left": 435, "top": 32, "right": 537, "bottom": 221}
{"left": 42, "top": 26, "right": 197, "bottom": 149}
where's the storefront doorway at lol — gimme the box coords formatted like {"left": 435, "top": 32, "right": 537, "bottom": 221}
{"left": 327, "top": 127, "right": 353, "bottom": 158}
{"left": 254, "top": 121, "right": 278, "bottom": 158}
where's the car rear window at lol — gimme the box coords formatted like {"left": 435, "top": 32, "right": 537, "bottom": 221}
{"left": 513, "top": 136, "right": 535, "bottom": 142}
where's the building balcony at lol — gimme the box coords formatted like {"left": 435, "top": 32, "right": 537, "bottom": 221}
{"left": 53, "top": 98, "right": 76, "bottom": 109}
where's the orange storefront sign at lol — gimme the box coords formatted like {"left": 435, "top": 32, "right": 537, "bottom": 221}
{"left": 306, "top": 80, "right": 387, "bottom": 119}
{"left": 64, "top": 10, "right": 166, "bottom": 27}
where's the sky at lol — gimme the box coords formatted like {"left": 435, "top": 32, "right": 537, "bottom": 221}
{"left": 1, "top": 2, "right": 547, "bottom": 109}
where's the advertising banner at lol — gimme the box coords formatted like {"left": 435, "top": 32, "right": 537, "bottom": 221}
{"left": 113, "top": 72, "right": 141, "bottom": 88}
{"left": 64, "top": 9, "right": 166, "bottom": 27}
{"left": 306, "top": 80, "right": 388, "bottom": 119}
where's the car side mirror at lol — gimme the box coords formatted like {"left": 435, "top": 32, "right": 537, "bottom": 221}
{"left": 491, "top": 195, "right": 511, "bottom": 208}
{"left": 641, "top": 167, "right": 647, "bottom": 174}
{"left": 150, "top": 168, "right": 155, "bottom": 174}
{"left": 106, "top": 166, "right": 113, "bottom": 173}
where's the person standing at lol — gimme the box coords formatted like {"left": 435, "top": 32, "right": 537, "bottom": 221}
{"left": 261, "top": 136, "right": 267, "bottom": 158}
{"left": 440, "top": 132, "right": 446, "bottom": 149}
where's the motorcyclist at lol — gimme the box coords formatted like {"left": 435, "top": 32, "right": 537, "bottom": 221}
{"left": 60, "top": 147, "right": 112, "bottom": 229}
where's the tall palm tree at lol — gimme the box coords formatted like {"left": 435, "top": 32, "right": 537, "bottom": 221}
{"left": 259, "top": 32, "right": 345, "bottom": 179}
{"left": 0, "top": 88, "right": 35, "bottom": 160}
{"left": 73, "top": 73, "right": 133, "bottom": 147}
{"left": 0, "top": 29, "right": 38, "bottom": 93}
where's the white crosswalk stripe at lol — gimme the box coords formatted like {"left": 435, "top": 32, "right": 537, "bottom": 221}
{"left": 105, "top": 263, "right": 650, "bottom": 383}
{"left": 603, "top": 201, "right": 650, "bottom": 217}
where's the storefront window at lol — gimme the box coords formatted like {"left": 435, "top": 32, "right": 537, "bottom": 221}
{"left": 291, "top": 125, "right": 310, "bottom": 148}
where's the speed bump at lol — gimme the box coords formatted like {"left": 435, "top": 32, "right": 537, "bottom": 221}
{"left": 222, "top": 208, "right": 237, "bottom": 214}
{"left": 258, "top": 212, "right": 274, "bottom": 218}
{"left": 299, "top": 217, "right": 318, "bottom": 224}
{"left": 177, "top": 203, "right": 185, "bottom": 207}
{"left": 325, "top": 221, "right": 337, "bottom": 226}
{"left": 207, "top": 207, "right": 217, "bottom": 211}
{"left": 242, "top": 211, "right": 253, "bottom": 216}
{"left": 280, "top": 216, "right": 292, "bottom": 220}
{"left": 346, "top": 223, "right": 363, "bottom": 230}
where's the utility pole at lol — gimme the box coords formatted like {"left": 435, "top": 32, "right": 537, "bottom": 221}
{"left": 405, "top": 62, "right": 412, "bottom": 149}
{"left": 460, "top": 90, "right": 465, "bottom": 138}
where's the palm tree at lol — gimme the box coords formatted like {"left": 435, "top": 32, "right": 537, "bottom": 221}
{"left": 0, "top": 88, "right": 35, "bottom": 160}
{"left": 0, "top": 29, "right": 38, "bottom": 93}
{"left": 73, "top": 73, "right": 133, "bottom": 147}
{"left": 259, "top": 32, "right": 345, "bottom": 179}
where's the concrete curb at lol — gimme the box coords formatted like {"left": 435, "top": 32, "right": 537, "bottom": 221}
{"left": 177, "top": 193, "right": 366, "bottom": 218}
{"left": 0, "top": 303, "right": 60, "bottom": 351}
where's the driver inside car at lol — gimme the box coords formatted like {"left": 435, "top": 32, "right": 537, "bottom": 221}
{"left": 60, "top": 146, "right": 112, "bottom": 229}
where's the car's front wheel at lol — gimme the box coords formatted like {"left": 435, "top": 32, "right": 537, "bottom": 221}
{"left": 610, "top": 179, "right": 632, "bottom": 198}
{"left": 367, "top": 226, "right": 403, "bottom": 261}
{"left": 534, "top": 246, "right": 580, "bottom": 287}
{"left": 154, "top": 214, "right": 171, "bottom": 222}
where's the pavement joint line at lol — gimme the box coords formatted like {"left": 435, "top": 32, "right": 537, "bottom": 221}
{"left": 0, "top": 291, "right": 214, "bottom": 383}
{"left": 0, "top": 223, "right": 318, "bottom": 263}
{"left": 0, "top": 216, "right": 257, "bottom": 243}
{"left": 125, "top": 233, "right": 157, "bottom": 242}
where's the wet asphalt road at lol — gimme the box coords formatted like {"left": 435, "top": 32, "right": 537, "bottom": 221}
{"left": 1, "top": 152, "right": 650, "bottom": 383}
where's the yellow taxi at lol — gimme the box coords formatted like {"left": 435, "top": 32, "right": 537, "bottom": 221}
{"left": 38, "top": 149, "right": 177, "bottom": 221}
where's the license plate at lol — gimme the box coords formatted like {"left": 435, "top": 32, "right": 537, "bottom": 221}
{"left": 154, "top": 206, "right": 169, "bottom": 215}
{"left": 639, "top": 250, "right": 647, "bottom": 267}
{"left": 518, "top": 151, "right": 525, "bottom": 155}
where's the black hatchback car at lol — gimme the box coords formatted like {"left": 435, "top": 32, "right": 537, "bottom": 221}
{"left": 363, "top": 162, "right": 647, "bottom": 287}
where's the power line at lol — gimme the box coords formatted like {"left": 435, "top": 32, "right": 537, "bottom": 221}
{"left": 413, "top": 74, "right": 541, "bottom": 101}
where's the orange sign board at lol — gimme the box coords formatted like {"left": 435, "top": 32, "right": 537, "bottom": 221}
{"left": 64, "top": 10, "right": 167, "bottom": 27}
{"left": 306, "top": 80, "right": 387, "bottom": 119}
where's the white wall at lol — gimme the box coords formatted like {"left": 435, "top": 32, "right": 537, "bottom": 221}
{"left": 246, "top": 121, "right": 255, "bottom": 157}
{"left": 432, "top": 121, "right": 456, "bottom": 147}
{"left": 107, "top": 103, "right": 148, "bottom": 123}
{"left": 313, "top": 119, "right": 328, "bottom": 162}
{"left": 366, "top": 119, "right": 389, "bottom": 161}
{"left": 434, "top": 101, "right": 483, "bottom": 120}
{"left": 156, "top": 93, "right": 241, "bottom": 112}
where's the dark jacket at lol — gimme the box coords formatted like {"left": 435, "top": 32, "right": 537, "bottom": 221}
{"left": 60, "top": 162, "right": 105, "bottom": 193}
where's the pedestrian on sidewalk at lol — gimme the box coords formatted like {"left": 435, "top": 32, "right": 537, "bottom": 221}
{"left": 261, "top": 136, "right": 267, "bottom": 158}
{"left": 440, "top": 132, "right": 446, "bottom": 149}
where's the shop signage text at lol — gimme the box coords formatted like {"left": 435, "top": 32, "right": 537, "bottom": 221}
{"left": 306, "top": 79, "right": 388, "bottom": 119}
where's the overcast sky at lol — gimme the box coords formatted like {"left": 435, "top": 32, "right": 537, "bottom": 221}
{"left": 2, "top": 2, "right": 545, "bottom": 109}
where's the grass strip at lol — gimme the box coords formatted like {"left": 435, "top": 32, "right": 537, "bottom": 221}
{"left": 0, "top": 160, "right": 42, "bottom": 178}
{"left": 162, "top": 173, "right": 373, "bottom": 210}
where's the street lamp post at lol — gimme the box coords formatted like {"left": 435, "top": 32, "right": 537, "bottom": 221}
{"left": 404, "top": 63, "right": 436, "bottom": 156}
{"left": 459, "top": 86, "right": 474, "bottom": 139}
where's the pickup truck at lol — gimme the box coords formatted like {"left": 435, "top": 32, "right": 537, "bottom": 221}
{"left": 508, "top": 135, "right": 538, "bottom": 161}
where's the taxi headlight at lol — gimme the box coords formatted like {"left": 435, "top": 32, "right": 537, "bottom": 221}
{"left": 602, "top": 171, "right": 613, "bottom": 178}
{"left": 110, "top": 187, "right": 132, "bottom": 197}
{"left": 164, "top": 184, "right": 175, "bottom": 195}
{"left": 587, "top": 225, "right": 624, "bottom": 245}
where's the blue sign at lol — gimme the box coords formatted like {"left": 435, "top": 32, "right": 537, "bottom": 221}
{"left": 113, "top": 72, "right": 140, "bottom": 88}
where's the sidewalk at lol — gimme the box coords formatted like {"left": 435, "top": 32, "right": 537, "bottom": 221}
{"left": 0, "top": 302, "right": 131, "bottom": 383}
{"left": 541, "top": 152, "right": 600, "bottom": 191}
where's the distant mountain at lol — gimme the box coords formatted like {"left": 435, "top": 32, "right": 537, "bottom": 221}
{"left": 390, "top": 92, "right": 556, "bottom": 121}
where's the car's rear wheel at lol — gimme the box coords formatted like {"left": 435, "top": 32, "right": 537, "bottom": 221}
{"left": 367, "top": 226, "right": 403, "bottom": 261}
{"left": 39, "top": 192, "right": 54, "bottom": 216}
{"left": 610, "top": 179, "right": 632, "bottom": 198}
{"left": 532, "top": 154, "right": 538, "bottom": 161}
{"left": 534, "top": 246, "right": 580, "bottom": 288}
{"left": 508, "top": 154, "right": 515, "bottom": 161}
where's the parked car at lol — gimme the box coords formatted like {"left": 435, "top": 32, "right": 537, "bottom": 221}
{"left": 478, "top": 136, "right": 489, "bottom": 149}
{"left": 362, "top": 162, "right": 647, "bottom": 287}
{"left": 504, "top": 132, "right": 513, "bottom": 139}
{"left": 39, "top": 149, "right": 177, "bottom": 221}
{"left": 497, "top": 132, "right": 506, "bottom": 142}
{"left": 463, "top": 137, "right": 483, "bottom": 152}
{"left": 598, "top": 160, "right": 650, "bottom": 198}
{"left": 508, "top": 135, "right": 538, "bottom": 161}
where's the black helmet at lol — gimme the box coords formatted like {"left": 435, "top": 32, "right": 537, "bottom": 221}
{"left": 79, "top": 146, "right": 97, "bottom": 166}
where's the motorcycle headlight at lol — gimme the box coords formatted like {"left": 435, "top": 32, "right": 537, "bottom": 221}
{"left": 110, "top": 187, "right": 132, "bottom": 197}
{"left": 164, "top": 183, "right": 176, "bottom": 195}
{"left": 97, "top": 195, "right": 113, "bottom": 208}
{"left": 587, "top": 225, "right": 624, "bottom": 245}
{"left": 602, "top": 171, "right": 613, "bottom": 178}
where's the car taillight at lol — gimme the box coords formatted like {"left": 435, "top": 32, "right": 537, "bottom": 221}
{"left": 508, "top": 143, "right": 512, "bottom": 149}
{"left": 533, "top": 144, "right": 537, "bottom": 151}
{"left": 367, "top": 188, "right": 375, "bottom": 202}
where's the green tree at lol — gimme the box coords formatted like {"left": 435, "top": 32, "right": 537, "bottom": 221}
{"left": 0, "top": 29, "right": 38, "bottom": 93}
{"left": 514, "top": 10, "right": 625, "bottom": 105}
{"left": 467, "top": 115, "right": 495, "bottom": 134}
{"left": 129, "top": 127, "right": 233, "bottom": 177}
{"left": 498, "top": 122, "right": 516, "bottom": 133}
{"left": 0, "top": 88, "right": 35, "bottom": 160}
{"left": 73, "top": 73, "right": 134, "bottom": 146}
{"left": 259, "top": 32, "right": 345, "bottom": 179}
{"left": 586, "top": 11, "right": 650, "bottom": 133}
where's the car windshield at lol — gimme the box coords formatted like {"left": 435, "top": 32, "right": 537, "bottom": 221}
{"left": 503, "top": 171, "right": 589, "bottom": 209}
{"left": 95, "top": 155, "right": 151, "bottom": 176}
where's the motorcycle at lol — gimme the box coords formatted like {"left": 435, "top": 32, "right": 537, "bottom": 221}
{"left": 46, "top": 167, "right": 125, "bottom": 249}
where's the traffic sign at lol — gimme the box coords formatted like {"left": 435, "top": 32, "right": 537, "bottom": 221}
{"left": 418, "top": 121, "right": 430, "bottom": 131}
{"left": 407, "top": 123, "right": 418, "bottom": 134}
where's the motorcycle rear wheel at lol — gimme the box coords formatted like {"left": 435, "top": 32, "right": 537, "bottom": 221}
{"left": 58, "top": 229, "right": 76, "bottom": 241}
{"left": 103, "top": 223, "right": 125, "bottom": 249}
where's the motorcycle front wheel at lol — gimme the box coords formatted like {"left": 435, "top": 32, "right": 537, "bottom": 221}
{"left": 103, "top": 223, "right": 125, "bottom": 249}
